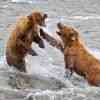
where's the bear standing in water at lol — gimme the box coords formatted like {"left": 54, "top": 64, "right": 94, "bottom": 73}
{"left": 6, "top": 11, "right": 47, "bottom": 72}
{"left": 56, "top": 22, "right": 100, "bottom": 86}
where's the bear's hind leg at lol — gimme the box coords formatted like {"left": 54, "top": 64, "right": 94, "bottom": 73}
{"left": 14, "top": 59, "right": 26, "bottom": 72}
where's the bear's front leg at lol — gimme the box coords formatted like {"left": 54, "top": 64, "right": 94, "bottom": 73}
{"left": 33, "top": 35, "right": 45, "bottom": 48}
{"left": 64, "top": 55, "right": 75, "bottom": 78}
{"left": 64, "top": 63, "right": 73, "bottom": 79}
{"left": 40, "top": 28, "right": 64, "bottom": 52}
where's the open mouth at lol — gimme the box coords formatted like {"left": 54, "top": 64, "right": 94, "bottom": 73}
{"left": 56, "top": 28, "right": 61, "bottom": 36}
{"left": 56, "top": 31, "right": 61, "bottom": 36}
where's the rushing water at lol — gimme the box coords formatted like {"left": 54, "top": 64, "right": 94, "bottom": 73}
{"left": 0, "top": 0, "right": 100, "bottom": 100}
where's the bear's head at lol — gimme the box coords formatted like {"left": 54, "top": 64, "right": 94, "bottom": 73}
{"left": 28, "top": 11, "right": 47, "bottom": 27}
{"left": 56, "top": 22, "right": 79, "bottom": 46}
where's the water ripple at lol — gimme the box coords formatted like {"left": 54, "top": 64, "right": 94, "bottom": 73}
{"left": 70, "top": 15, "right": 100, "bottom": 20}
{"left": 11, "top": 0, "right": 48, "bottom": 4}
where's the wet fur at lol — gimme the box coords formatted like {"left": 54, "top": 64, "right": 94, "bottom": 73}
{"left": 57, "top": 23, "right": 100, "bottom": 86}
{"left": 6, "top": 11, "right": 47, "bottom": 72}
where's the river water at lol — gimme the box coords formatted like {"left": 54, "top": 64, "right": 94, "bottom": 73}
{"left": 0, "top": 0, "right": 100, "bottom": 100}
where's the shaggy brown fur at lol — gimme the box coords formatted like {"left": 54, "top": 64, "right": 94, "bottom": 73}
{"left": 56, "top": 22, "right": 100, "bottom": 86}
{"left": 6, "top": 11, "right": 47, "bottom": 72}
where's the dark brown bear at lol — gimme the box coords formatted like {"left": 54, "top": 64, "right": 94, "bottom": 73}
{"left": 6, "top": 11, "right": 47, "bottom": 72}
{"left": 56, "top": 22, "right": 100, "bottom": 86}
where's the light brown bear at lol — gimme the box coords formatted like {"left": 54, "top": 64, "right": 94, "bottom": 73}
{"left": 40, "top": 28, "right": 64, "bottom": 52}
{"left": 56, "top": 22, "right": 100, "bottom": 86}
{"left": 6, "top": 11, "right": 47, "bottom": 72}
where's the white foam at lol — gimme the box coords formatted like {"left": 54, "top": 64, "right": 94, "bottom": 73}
{"left": 70, "top": 15, "right": 100, "bottom": 20}
{"left": 11, "top": 0, "right": 33, "bottom": 3}
{"left": 11, "top": 0, "right": 47, "bottom": 3}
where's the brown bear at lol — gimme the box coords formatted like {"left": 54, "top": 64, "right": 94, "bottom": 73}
{"left": 6, "top": 11, "right": 47, "bottom": 72}
{"left": 56, "top": 22, "right": 100, "bottom": 86}
{"left": 40, "top": 28, "right": 64, "bottom": 52}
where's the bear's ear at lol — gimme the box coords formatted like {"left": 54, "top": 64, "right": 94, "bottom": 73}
{"left": 57, "top": 22, "right": 64, "bottom": 29}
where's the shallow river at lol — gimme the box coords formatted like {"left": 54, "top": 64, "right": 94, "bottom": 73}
{"left": 0, "top": 0, "right": 100, "bottom": 100}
